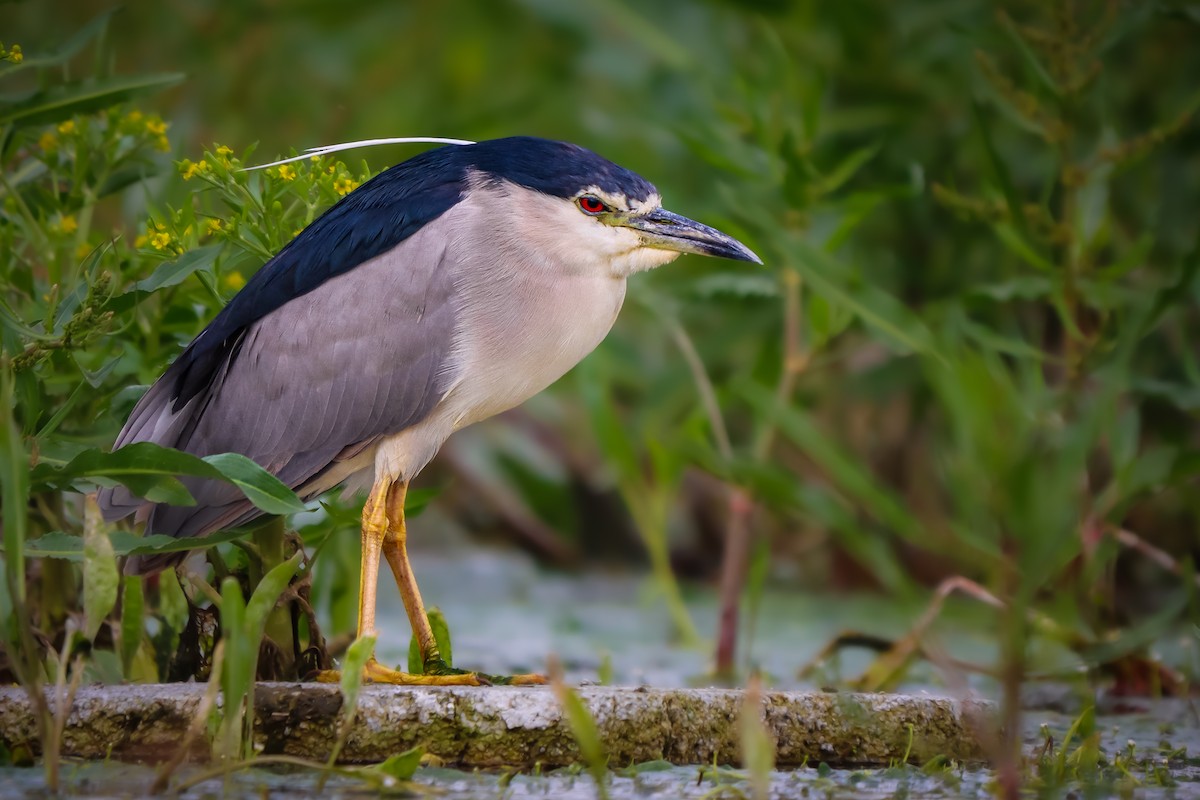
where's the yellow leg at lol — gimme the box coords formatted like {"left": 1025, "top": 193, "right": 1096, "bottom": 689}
{"left": 381, "top": 482, "right": 441, "bottom": 661}
{"left": 317, "top": 478, "right": 482, "bottom": 686}
{"left": 382, "top": 482, "right": 547, "bottom": 686}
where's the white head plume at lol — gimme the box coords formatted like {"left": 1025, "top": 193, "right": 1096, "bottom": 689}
{"left": 244, "top": 137, "right": 476, "bottom": 171}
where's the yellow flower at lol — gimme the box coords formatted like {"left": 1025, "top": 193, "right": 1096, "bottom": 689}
{"left": 334, "top": 177, "right": 359, "bottom": 196}
{"left": 57, "top": 119, "right": 75, "bottom": 134}
{"left": 145, "top": 117, "right": 167, "bottom": 136}
{"left": 38, "top": 131, "right": 57, "bottom": 152}
{"left": 205, "top": 218, "right": 223, "bottom": 237}
{"left": 276, "top": 164, "right": 297, "bottom": 181}
{"left": 7, "top": 45, "right": 22, "bottom": 64}
{"left": 135, "top": 234, "right": 149, "bottom": 248}
{"left": 214, "top": 144, "right": 234, "bottom": 165}
{"left": 222, "top": 272, "right": 246, "bottom": 291}
{"left": 150, "top": 231, "right": 172, "bottom": 250}
{"left": 179, "top": 159, "right": 211, "bottom": 180}
{"left": 126, "top": 110, "right": 143, "bottom": 123}
{"left": 76, "top": 242, "right": 93, "bottom": 260}
{"left": 57, "top": 215, "right": 78, "bottom": 234}
{"left": 155, "top": 135, "right": 170, "bottom": 152}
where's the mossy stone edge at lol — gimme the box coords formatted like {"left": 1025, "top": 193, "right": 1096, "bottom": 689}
{"left": 0, "top": 684, "right": 992, "bottom": 767}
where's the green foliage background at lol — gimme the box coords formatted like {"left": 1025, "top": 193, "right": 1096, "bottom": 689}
{"left": 3, "top": 0, "right": 1199, "bottom": 714}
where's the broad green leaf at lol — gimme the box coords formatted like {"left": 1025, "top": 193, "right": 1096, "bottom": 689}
{"left": 129, "top": 245, "right": 221, "bottom": 294}
{"left": 0, "top": 73, "right": 186, "bottom": 127}
{"left": 32, "top": 442, "right": 305, "bottom": 515}
{"left": 339, "top": 634, "right": 376, "bottom": 710}
{"left": 18, "top": 527, "right": 252, "bottom": 561}
{"left": 408, "top": 607, "right": 452, "bottom": 673}
{"left": 371, "top": 747, "right": 424, "bottom": 781}
{"left": 83, "top": 497, "right": 119, "bottom": 641}
{"left": 202, "top": 453, "right": 307, "bottom": 515}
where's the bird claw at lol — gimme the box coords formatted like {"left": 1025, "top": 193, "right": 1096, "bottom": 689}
{"left": 487, "top": 672, "right": 549, "bottom": 686}
{"left": 424, "top": 657, "right": 547, "bottom": 686}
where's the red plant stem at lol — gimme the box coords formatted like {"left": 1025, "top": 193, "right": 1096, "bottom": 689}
{"left": 715, "top": 487, "right": 755, "bottom": 677}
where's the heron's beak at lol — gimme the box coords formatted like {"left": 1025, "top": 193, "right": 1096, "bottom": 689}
{"left": 624, "top": 208, "right": 763, "bottom": 264}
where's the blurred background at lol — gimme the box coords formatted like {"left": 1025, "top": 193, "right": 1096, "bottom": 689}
{"left": 4, "top": 0, "right": 1200, "bottom": 698}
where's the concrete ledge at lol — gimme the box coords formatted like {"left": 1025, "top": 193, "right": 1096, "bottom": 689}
{"left": 0, "top": 683, "right": 992, "bottom": 767}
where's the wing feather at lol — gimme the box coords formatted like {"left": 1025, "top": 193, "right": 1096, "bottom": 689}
{"left": 98, "top": 221, "right": 460, "bottom": 555}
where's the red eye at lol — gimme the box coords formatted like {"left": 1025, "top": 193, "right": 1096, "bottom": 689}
{"left": 578, "top": 195, "right": 607, "bottom": 214}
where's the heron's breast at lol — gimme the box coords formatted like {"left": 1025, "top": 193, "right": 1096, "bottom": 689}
{"left": 443, "top": 270, "right": 626, "bottom": 427}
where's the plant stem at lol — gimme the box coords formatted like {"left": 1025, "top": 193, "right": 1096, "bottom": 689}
{"left": 253, "top": 516, "right": 296, "bottom": 677}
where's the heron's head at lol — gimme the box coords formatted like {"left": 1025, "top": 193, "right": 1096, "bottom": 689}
{"left": 462, "top": 137, "right": 761, "bottom": 278}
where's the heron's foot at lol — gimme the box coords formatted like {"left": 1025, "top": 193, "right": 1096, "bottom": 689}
{"left": 486, "top": 672, "right": 549, "bottom": 686}
{"left": 312, "top": 658, "right": 488, "bottom": 686}
{"left": 424, "top": 656, "right": 547, "bottom": 686}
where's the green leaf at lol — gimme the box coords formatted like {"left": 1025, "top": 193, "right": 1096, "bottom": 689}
{"left": 997, "top": 13, "right": 1061, "bottom": 98}
{"left": 0, "top": 369, "right": 29, "bottom": 608}
{"left": 83, "top": 497, "right": 119, "bottom": 641}
{"left": 218, "top": 576, "right": 249, "bottom": 760}
{"left": 741, "top": 383, "right": 927, "bottom": 548}
{"left": 789, "top": 239, "right": 938, "bottom": 358}
{"left": 403, "top": 487, "right": 439, "bottom": 518}
{"left": 0, "top": 294, "right": 52, "bottom": 342}
{"left": 202, "top": 453, "right": 307, "bottom": 515}
{"left": 20, "top": 527, "right": 253, "bottom": 561}
{"left": 992, "top": 222, "right": 1055, "bottom": 272}
{"left": 120, "top": 575, "right": 145, "bottom": 677}
{"left": 242, "top": 552, "right": 302, "bottom": 654}
{"left": 408, "top": 607, "right": 452, "bottom": 673}
{"left": 159, "top": 567, "right": 189, "bottom": 636}
{"left": 371, "top": 747, "right": 424, "bottom": 781}
{"left": 967, "top": 276, "right": 1054, "bottom": 302}
{"left": 0, "top": 9, "right": 119, "bottom": 75}
{"left": 739, "top": 684, "right": 775, "bottom": 800}
{"left": 339, "top": 635, "right": 375, "bottom": 711}
{"left": 0, "top": 73, "right": 186, "bottom": 127}
{"left": 129, "top": 245, "right": 221, "bottom": 294}
{"left": 972, "top": 99, "right": 1029, "bottom": 236}
{"left": 554, "top": 684, "right": 608, "bottom": 791}
{"left": 32, "top": 442, "right": 305, "bottom": 516}
{"left": 817, "top": 142, "right": 881, "bottom": 196}
{"left": 689, "top": 272, "right": 779, "bottom": 300}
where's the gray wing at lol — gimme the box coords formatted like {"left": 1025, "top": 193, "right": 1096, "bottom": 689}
{"left": 98, "top": 228, "right": 459, "bottom": 549}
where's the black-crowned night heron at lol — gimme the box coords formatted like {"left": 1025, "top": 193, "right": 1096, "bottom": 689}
{"left": 98, "top": 136, "right": 760, "bottom": 685}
